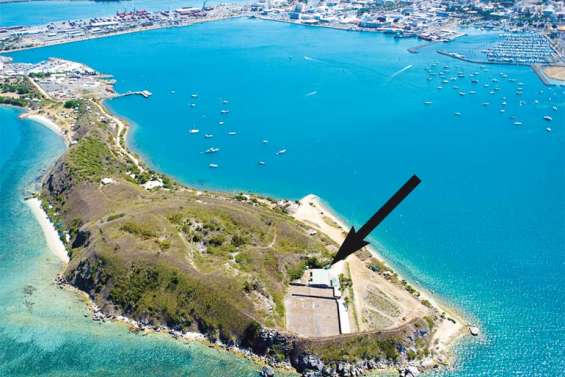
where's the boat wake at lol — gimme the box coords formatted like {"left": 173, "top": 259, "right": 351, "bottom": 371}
{"left": 303, "top": 55, "right": 323, "bottom": 63}
{"left": 390, "top": 64, "right": 414, "bottom": 79}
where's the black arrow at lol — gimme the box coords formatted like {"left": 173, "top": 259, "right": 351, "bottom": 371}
{"left": 331, "top": 175, "right": 421, "bottom": 265}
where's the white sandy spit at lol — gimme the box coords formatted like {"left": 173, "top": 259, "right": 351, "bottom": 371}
{"left": 26, "top": 198, "right": 69, "bottom": 263}
{"left": 19, "top": 113, "right": 64, "bottom": 138}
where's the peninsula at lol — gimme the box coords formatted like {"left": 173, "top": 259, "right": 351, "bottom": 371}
{"left": 1, "top": 57, "right": 473, "bottom": 377}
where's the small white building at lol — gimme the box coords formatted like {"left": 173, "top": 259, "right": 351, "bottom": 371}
{"left": 309, "top": 269, "right": 331, "bottom": 287}
{"left": 142, "top": 179, "right": 164, "bottom": 190}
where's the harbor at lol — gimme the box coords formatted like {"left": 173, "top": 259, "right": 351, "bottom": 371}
{"left": 0, "top": 4, "right": 246, "bottom": 53}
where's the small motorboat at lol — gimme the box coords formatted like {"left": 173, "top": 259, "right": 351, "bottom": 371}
{"left": 276, "top": 149, "right": 287, "bottom": 156}
{"left": 204, "top": 134, "right": 214, "bottom": 138}
{"left": 189, "top": 129, "right": 200, "bottom": 134}
{"left": 205, "top": 147, "right": 220, "bottom": 154}
{"left": 228, "top": 131, "right": 237, "bottom": 135}
{"left": 209, "top": 163, "right": 219, "bottom": 168}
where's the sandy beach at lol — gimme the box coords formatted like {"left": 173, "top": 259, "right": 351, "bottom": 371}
{"left": 26, "top": 198, "right": 69, "bottom": 264}
{"left": 19, "top": 113, "right": 65, "bottom": 139}
{"left": 291, "top": 194, "right": 470, "bottom": 360}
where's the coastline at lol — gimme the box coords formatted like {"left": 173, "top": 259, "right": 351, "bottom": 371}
{"left": 25, "top": 197, "right": 69, "bottom": 264}
{"left": 18, "top": 109, "right": 70, "bottom": 264}
{"left": 0, "top": 15, "right": 241, "bottom": 54}
{"left": 291, "top": 194, "right": 471, "bottom": 362}
{"left": 19, "top": 113, "right": 66, "bottom": 140}
{"left": 10, "top": 61, "right": 474, "bottom": 372}
{"left": 30, "top": 101, "right": 472, "bottom": 368}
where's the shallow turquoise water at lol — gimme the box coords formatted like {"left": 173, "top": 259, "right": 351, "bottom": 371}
{"left": 0, "top": 0, "right": 245, "bottom": 27}
{"left": 3, "top": 15, "right": 565, "bottom": 377}
{"left": 0, "top": 106, "right": 263, "bottom": 377}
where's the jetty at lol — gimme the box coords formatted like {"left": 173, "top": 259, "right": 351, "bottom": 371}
{"left": 114, "top": 90, "right": 152, "bottom": 99}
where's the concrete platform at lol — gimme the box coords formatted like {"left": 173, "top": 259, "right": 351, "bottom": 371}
{"left": 285, "top": 285, "right": 341, "bottom": 337}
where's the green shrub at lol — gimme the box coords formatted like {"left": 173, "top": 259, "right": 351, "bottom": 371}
{"left": 64, "top": 99, "right": 81, "bottom": 109}
{"left": 120, "top": 222, "right": 157, "bottom": 239}
{"left": 67, "top": 137, "right": 118, "bottom": 181}
{"left": 0, "top": 96, "right": 27, "bottom": 107}
{"left": 107, "top": 213, "right": 125, "bottom": 222}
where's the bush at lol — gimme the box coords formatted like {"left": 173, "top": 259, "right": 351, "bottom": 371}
{"left": 120, "top": 222, "right": 157, "bottom": 239}
{"left": 0, "top": 96, "right": 27, "bottom": 107}
{"left": 107, "top": 213, "right": 125, "bottom": 222}
{"left": 339, "top": 273, "right": 352, "bottom": 289}
{"left": 231, "top": 233, "right": 248, "bottom": 247}
{"left": 64, "top": 99, "right": 81, "bottom": 109}
{"left": 67, "top": 137, "right": 118, "bottom": 181}
{"left": 287, "top": 261, "right": 306, "bottom": 281}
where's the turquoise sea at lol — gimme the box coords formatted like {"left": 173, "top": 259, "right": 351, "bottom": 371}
{"left": 0, "top": 107, "right": 264, "bottom": 376}
{"left": 1, "top": 4, "right": 565, "bottom": 377}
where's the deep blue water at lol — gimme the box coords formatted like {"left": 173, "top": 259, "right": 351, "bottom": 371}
{"left": 0, "top": 0, "right": 245, "bottom": 27}
{"left": 3, "top": 14, "right": 565, "bottom": 377}
{"left": 0, "top": 106, "right": 263, "bottom": 376}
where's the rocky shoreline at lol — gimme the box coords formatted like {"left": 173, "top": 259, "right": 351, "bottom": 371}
{"left": 21, "top": 66, "right": 473, "bottom": 376}
{"left": 54, "top": 267, "right": 438, "bottom": 377}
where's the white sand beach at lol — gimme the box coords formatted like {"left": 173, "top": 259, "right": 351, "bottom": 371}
{"left": 26, "top": 198, "right": 69, "bottom": 263}
{"left": 19, "top": 113, "right": 64, "bottom": 137}
{"left": 291, "top": 194, "right": 469, "bottom": 359}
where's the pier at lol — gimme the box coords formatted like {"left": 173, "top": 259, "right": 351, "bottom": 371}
{"left": 114, "top": 90, "right": 152, "bottom": 99}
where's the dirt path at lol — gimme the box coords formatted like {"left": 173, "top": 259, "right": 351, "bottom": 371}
{"left": 93, "top": 100, "right": 145, "bottom": 173}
